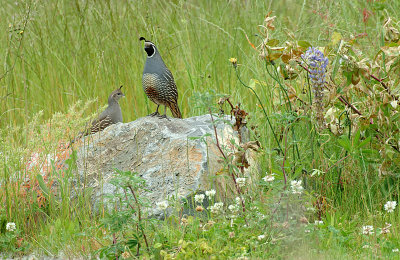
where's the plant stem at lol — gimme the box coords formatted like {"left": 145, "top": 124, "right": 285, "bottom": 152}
{"left": 234, "top": 68, "right": 282, "bottom": 153}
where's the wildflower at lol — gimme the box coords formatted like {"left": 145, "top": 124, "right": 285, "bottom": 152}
{"left": 362, "top": 225, "right": 374, "bottom": 235}
{"left": 263, "top": 174, "right": 275, "bottom": 182}
{"left": 121, "top": 251, "right": 130, "bottom": 259}
{"left": 362, "top": 244, "right": 371, "bottom": 249}
{"left": 301, "top": 47, "right": 329, "bottom": 127}
{"left": 390, "top": 100, "right": 398, "bottom": 109}
{"left": 235, "top": 196, "right": 244, "bottom": 205}
{"left": 314, "top": 220, "right": 323, "bottom": 225}
{"left": 257, "top": 234, "right": 265, "bottom": 241}
{"left": 209, "top": 202, "right": 224, "bottom": 214}
{"left": 384, "top": 201, "right": 397, "bottom": 213}
{"left": 6, "top": 222, "right": 16, "bottom": 232}
{"left": 305, "top": 229, "right": 311, "bottom": 233}
{"left": 236, "top": 178, "right": 246, "bottom": 188}
{"left": 290, "top": 180, "right": 304, "bottom": 194}
{"left": 228, "top": 204, "right": 239, "bottom": 213}
{"left": 205, "top": 189, "right": 216, "bottom": 199}
{"left": 306, "top": 207, "right": 316, "bottom": 212}
{"left": 196, "top": 206, "right": 204, "bottom": 212}
{"left": 27, "top": 152, "right": 40, "bottom": 170}
{"left": 310, "top": 169, "right": 324, "bottom": 177}
{"left": 229, "top": 231, "right": 235, "bottom": 238}
{"left": 181, "top": 217, "right": 188, "bottom": 225}
{"left": 156, "top": 201, "right": 168, "bottom": 210}
{"left": 381, "top": 223, "right": 392, "bottom": 234}
{"left": 194, "top": 194, "right": 205, "bottom": 204}
{"left": 393, "top": 248, "right": 399, "bottom": 253}
{"left": 229, "top": 58, "right": 238, "bottom": 68}
{"left": 205, "top": 220, "right": 215, "bottom": 228}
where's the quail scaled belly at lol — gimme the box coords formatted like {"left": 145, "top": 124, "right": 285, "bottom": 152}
{"left": 139, "top": 37, "right": 182, "bottom": 119}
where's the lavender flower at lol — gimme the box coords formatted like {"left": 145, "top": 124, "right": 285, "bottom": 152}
{"left": 301, "top": 47, "right": 329, "bottom": 127}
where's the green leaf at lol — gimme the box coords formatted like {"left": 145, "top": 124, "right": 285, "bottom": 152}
{"left": 154, "top": 243, "right": 163, "bottom": 249}
{"left": 357, "top": 136, "right": 371, "bottom": 149}
{"left": 266, "top": 39, "right": 279, "bottom": 47}
{"left": 298, "top": 40, "right": 312, "bottom": 49}
{"left": 337, "top": 136, "right": 351, "bottom": 152}
{"left": 342, "top": 71, "right": 353, "bottom": 86}
{"left": 36, "top": 174, "right": 50, "bottom": 200}
{"left": 353, "top": 129, "right": 360, "bottom": 146}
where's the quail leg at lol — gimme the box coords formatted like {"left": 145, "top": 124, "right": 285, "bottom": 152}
{"left": 148, "top": 105, "right": 160, "bottom": 116}
{"left": 158, "top": 105, "right": 170, "bottom": 120}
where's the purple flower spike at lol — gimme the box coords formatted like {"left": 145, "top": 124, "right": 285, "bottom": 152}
{"left": 302, "top": 47, "right": 329, "bottom": 127}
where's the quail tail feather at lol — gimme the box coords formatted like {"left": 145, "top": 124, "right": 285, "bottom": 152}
{"left": 168, "top": 102, "right": 182, "bottom": 118}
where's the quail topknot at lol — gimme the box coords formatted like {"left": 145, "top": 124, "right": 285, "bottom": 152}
{"left": 139, "top": 37, "right": 182, "bottom": 119}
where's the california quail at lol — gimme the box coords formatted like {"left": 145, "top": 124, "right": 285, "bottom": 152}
{"left": 86, "top": 86, "right": 125, "bottom": 134}
{"left": 69, "top": 86, "right": 125, "bottom": 147}
{"left": 139, "top": 37, "right": 182, "bottom": 119}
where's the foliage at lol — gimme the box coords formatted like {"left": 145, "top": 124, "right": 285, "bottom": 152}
{"left": 1, "top": 0, "right": 400, "bottom": 259}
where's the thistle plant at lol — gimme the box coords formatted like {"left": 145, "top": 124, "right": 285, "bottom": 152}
{"left": 301, "top": 47, "right": 329, "bottom": 128}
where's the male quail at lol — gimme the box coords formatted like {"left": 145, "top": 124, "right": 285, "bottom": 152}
{"left": 139, "top": 37, "right": 182, "bottom": 118}
{"left": 69, "top": 86, "right": 124, "bottom": 147}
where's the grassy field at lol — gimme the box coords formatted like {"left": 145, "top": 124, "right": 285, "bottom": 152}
{"left": 1, "top": 0, "right": 400, "bottom": 258}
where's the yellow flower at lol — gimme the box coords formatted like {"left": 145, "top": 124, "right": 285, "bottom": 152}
{"left": 19, "top": 30, "right": 24, "bottom": 35}
{"left": 229, "top": 58, "right": 238, "bottom": 67}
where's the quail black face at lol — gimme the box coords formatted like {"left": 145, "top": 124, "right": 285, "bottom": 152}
{"left": 144, "top": 42, "right": 155, "bottom": 57}
{"left": 140, "top": 37, "right": 156, "bottom": 57}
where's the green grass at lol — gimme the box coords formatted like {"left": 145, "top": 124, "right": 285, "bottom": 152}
{"left": 1, "top": 0, "right": 400, "bottom": 258}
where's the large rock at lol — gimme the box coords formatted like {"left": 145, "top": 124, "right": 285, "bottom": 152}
{"left": 75, "top": 114, "right": 259, "bottom": 215}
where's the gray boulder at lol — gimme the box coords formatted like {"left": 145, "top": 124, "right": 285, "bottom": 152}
{"left": 75, "top": 114, "right": 259, "bottom": 215}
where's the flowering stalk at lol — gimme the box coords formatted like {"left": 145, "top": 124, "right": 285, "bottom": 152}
{"left": 301, "top": 47, "right": 329, "bottom": 128}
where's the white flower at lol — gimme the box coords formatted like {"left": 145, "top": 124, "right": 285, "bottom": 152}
{"left": 307, "top": 207, "right": 316, "bottom": 212}
{"left": 362, "top": 225, "right": 374, "bottom": 235}
{"left": 194, "top": 194, "right": 205, "bottom": 204}
{"left": 209, "top": 202, "right": 224, "bottom": 214}
{"left": 6, "top": 222, "right": 16, "bottom": 232}
{"left": 205, "top": 189, "right": 216, "bottom": 199}
{"left": 235, "top": 196, "right": 244, "bottom": 205}
{"left": 263, "top": 174, "right": 275, "bottom": 182}
{"left": 228, "top": 204, "right": 239, "bottom": 213}
{"left": 236, "top": 178, "right": 246, "bottom": 187}
{"left": 310, "top": 169, "right": 324, "bottom": 177}
{"left": 257, "top": 234, "right": 265, "bottom": 241}
{"left": 290, "top": 180, "right": 304, "bottom": 194}
{"left": 314, "top": 220, "right": 323, "bottom": 225}
{"left": 390, "top": 100, "right": 398, "bottom": 109}
{"left": 384, "top": 201, "right": 397, "bottom": 213}
{"left": 305, "top": 229, "right": 311, "bottom": 233}
{"left": 362, "top": 244, "right": 371, "bottom": 249}
{"left": 381, "top": 223, "right": 392, "bottom": 234}
{"left": 393, "top": 248, "right": 399, "bottom": 252}
{"left": 156, "top": 201, "right": 169, "bottom": 210}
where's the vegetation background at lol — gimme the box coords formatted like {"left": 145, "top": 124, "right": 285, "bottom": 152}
{"left": 1, "top": 0, "right": 400, "bottom": 258}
